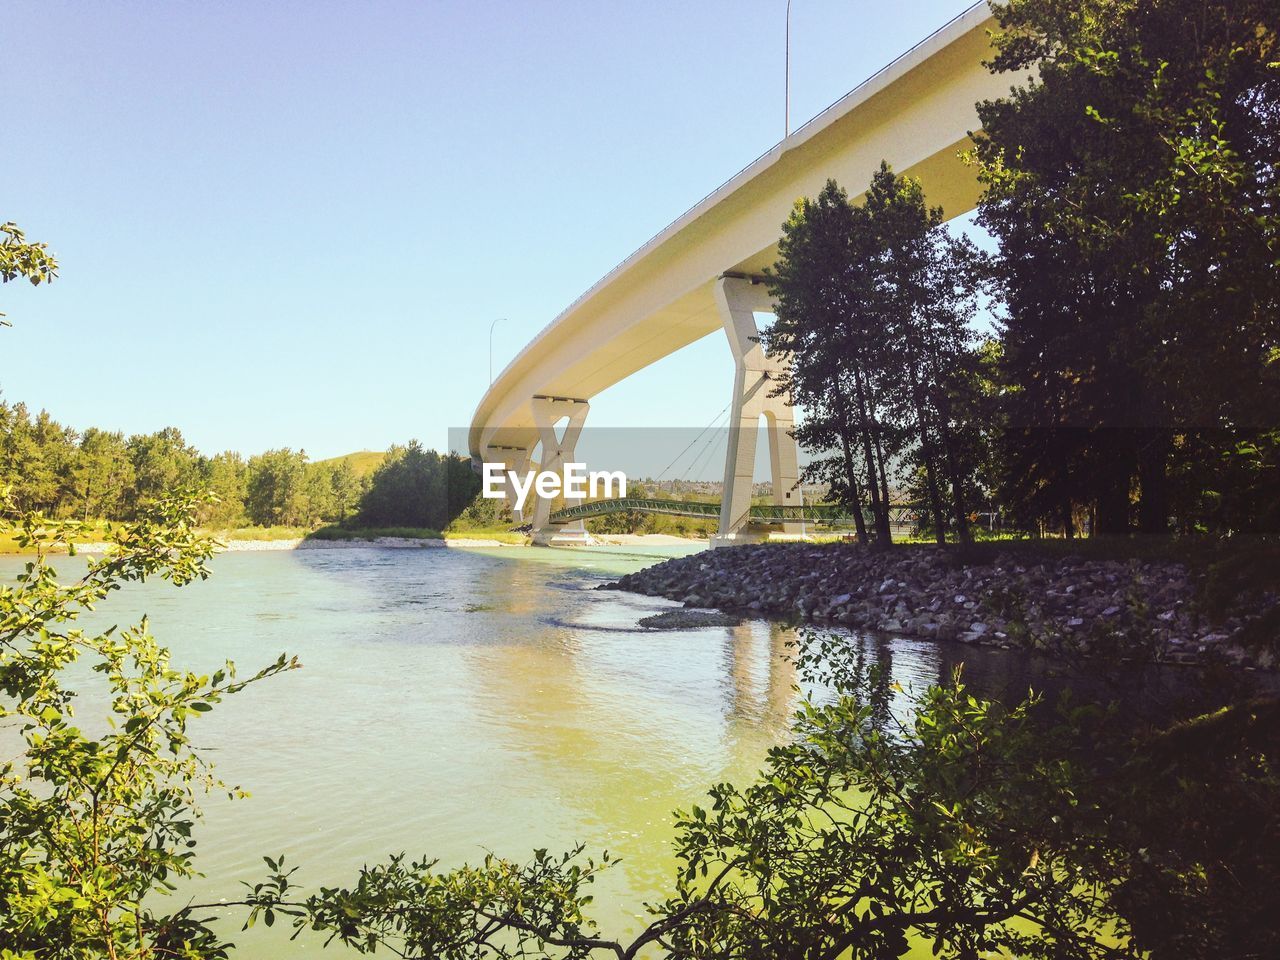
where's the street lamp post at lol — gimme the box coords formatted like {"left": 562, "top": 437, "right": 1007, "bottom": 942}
{"left": 489, "top": 318, "right": 506, "bottom": 385}
{"left": 785, "top": 0, "right": 792, "bottom": 138}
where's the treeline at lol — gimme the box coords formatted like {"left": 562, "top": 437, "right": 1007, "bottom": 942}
{"left": 769, "top": 0, "right": 1279, "bottom": 543}
{"left": 0, "top": 401, "right": 364, "bottom": 527}
{"left": 0, "top": 402, "right": 482, "bottom": 531}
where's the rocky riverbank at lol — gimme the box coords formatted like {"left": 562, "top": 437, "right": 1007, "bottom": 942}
{"left": 605, "top": 542, "right": 1278, "bottom": 670}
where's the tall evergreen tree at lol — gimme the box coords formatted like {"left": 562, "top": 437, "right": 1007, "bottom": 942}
{"left": 72, "top": 428, "right": 133, "bottom": 521}
{"left": 975, "top": 0, "right": 1280, "bottom": 534}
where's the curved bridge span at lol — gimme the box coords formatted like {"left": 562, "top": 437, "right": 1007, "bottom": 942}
{"left": 470, "top": 3, "right": 1017, "bottom": 545}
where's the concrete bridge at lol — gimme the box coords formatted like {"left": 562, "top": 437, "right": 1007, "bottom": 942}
{"left": 469, "top": 2, "right": 1017, "bottom": 546}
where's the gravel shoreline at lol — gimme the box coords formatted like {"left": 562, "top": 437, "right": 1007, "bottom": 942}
{"left": 605, "top": 542, "right": 1277, "bottom": 670}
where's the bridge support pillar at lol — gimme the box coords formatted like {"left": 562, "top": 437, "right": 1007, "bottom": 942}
{"left": 481, "top": 444, "right": 533, "bottom": 524}
{"left": 529, "top": 396, "right": 595, "bottom": 546}
{"left": 711, "top": 277, "right": 802, "bottom": 548}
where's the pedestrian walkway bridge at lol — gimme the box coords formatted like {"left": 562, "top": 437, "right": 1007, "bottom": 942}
{"left": 550, "top": 497, "right": 902, "bottom": 527}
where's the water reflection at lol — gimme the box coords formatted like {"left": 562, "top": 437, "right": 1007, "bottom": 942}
{"left": 722, "top": 621, "right": 796, "bottom": 738}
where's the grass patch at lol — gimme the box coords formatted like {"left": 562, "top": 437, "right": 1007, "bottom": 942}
{"left": 208, "top": 525, "right": 314, "bottom": 542}
{"left": 0, "top": 520, "right": 114, "bottom": 555}
{"left": 0, "top": 523, "right": 320, "bottom": 554}
{"left": 0, "top": 519, "right": 474, "bottom": 554}
{"left": 312, "top": 450, "right": 387, "bottom": 478}
{"left": 444, "top": 527, "right": 528, "bottom": 544}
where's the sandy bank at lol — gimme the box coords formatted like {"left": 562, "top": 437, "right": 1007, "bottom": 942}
{"left": 49, "top": 532, "right": 704, "bottom": 556}
{"left": 591, "top": 533, "right": 708, "bottom": 546}
{"left": 64, "top": 536, "right": 511, "bottom": 554}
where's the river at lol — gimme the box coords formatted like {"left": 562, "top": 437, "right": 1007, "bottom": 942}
{"left": 1, "top": 544, "right": 1256, "bottom": 956}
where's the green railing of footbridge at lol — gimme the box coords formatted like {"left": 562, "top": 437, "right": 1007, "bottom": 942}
{"left": 548, "top": 497, "right": 877, "bottom": 526}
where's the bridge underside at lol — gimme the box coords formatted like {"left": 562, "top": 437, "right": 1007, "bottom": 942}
{"left": 473, "top": 136, "right": 985, "bottom": 457}
{"left": 470, "top": 5, "right": 1016, "bottom": 546}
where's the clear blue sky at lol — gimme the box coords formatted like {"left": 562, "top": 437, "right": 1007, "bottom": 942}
{"left": 4, "top": 0, "right": 984, "bottom": 460}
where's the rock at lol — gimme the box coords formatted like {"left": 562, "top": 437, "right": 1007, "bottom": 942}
{"left": 639, "top": 609, "right": 743, "bottom": 629}
{"left": 605, "top": 541, "right": 1276, "bottom": 671}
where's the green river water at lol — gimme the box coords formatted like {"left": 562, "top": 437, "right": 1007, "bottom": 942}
{"left": 1, "top": 544, "right": 1235, "bottom": 957}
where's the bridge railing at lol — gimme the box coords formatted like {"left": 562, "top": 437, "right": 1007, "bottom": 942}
{"left": 551, "top": 497, "right": 720, "bottom": 522}
{"left": 547, "top": 497, "right": 890, "bottom": 526}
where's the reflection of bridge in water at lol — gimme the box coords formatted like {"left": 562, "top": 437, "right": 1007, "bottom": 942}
{"left": 549, "top": 497, "right": 917, "bottom": 531}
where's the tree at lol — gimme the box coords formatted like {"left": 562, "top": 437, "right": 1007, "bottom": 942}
{"left": 71, "top": 428, "right": 134, "bottom": 521}
{"left": 0, "top": 220, "right": 57, "bottom": 327}
{"left": 444, "top": 452, "right": 483, "bottom": 528}
{"left": 763, "top": 170, "right": 987, "bottom": 546}
{"left": 974, "top": 0, "right": 1280, "bottom": 534}
{"left": 128, "top": 428, "right": 202, "bottom": 508}
{"left": 0, "top": 494, "right": 298, "bottom": 957}
{"left": 303, "top": 462, "right": 338, "bottom": 524}
{"left": 245, "top": 448, "right": 312, "bottom": 527}
{"left": 0, "top": 232, "right": 301, "bottom": 956}
{"left": 763, "top": 180, "right": 891, "bottom": 547}
{"left": 0, "top": 403, "right": 77, "bottom": 516}
{"left": 356, "top": 443, "right": 479, "bottom": 530}
{"left": 201, "top": 451, "right": 249, "bottom": 528}
{"left": 326, "top": 461, "right": 364, "bottom": 523}
{"left": 861, "top": 164, "right": 988, "bottom": 544}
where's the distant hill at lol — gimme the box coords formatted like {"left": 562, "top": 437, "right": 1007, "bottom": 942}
{"left": 313, "top": 450, "right": 387, "bottom": 478}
